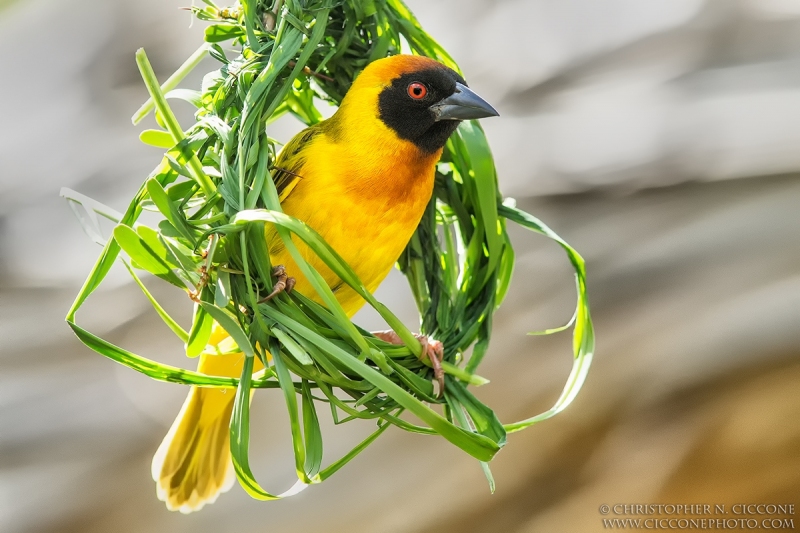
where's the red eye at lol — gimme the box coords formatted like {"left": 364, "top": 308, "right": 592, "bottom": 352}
{"left": 407, "top": 82, "right": 427, "bottom": 100}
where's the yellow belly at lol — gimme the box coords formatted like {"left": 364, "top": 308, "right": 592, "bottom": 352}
{"left": 266, "top": 142, "right": 436, "bottom": 317}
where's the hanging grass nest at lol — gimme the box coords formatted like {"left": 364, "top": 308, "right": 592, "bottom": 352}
{"left": 62, "top": 0, "right": 594, "bottom": 499}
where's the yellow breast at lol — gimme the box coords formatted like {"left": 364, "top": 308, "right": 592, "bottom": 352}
{"left": 267, "top": 123, "right": 440, "bottom": 317}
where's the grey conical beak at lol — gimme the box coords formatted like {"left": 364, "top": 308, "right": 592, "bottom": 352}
{"left": 430, "top": 82, "right": 499, "bottom": 121}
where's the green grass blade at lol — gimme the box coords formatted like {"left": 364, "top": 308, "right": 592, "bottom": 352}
{"left": 270, "top": 341, "right": 314, "bottom": 484}
{"left": 139, "top": 129, "right": 175, "bottom": 149}
{"left": 132, "top": 43, "right": 209, "bottom": 125}
{"left": 121, "top": 260, "right": 189, "bottom": 343}
{"left": 446, "top": 380, "right": 506, "bottom": 446}
{"left": 135, "top": 48, "right": 215, "bottom": 196}
{"left": 186, "top": 291, "right": 213, "bottom": 357}
{"left": 497, "top": 204, "right": 595, "bottom": 432}
{"left": 315, "top": 423, "right": 389, "bottom": 482}
{"left": 67, "top": 320, "right": 279, "bottom": 389}
{"left": 113, "top": 224, "right": 185, "bottom": 288}
{"left": 271, "top": 327, "right": 314, "bottom": 366}
{"left": 229, "top": 352, "right": 310, "bottom": 499}
{"left": 200, "top": 301, "right": 255, "bottom": 358}
{"left": 146, "top": 178, "right": 197, "bottom": 244}
{"left": 440, "top": 361, "right": 489, "bottom": 387}
{"left": 457, "top": 122, "right": 503, "bottom": 274}
{"left": 301, "top": 380, "right": 324, "bottom": 477}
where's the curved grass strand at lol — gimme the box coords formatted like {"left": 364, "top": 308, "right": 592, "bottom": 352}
{"left": 67, "top": 320, "right": 281, "bottom": 389}
{"left": 497, "top": 204, "right": 595, "bottom": 432}
{"left": 121, "top": 260, "right": 189, "bottom": 343}
{"left": 229, "top": 353, "right": 311, "bottom": 500}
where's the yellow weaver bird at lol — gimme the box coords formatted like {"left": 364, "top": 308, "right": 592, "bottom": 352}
{"left": 151, "top": 54, "right": 498, "bottom": 513}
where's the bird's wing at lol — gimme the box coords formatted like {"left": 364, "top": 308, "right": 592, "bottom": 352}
{"left": 271, "top": 124, "right": 324, "bottom": 203}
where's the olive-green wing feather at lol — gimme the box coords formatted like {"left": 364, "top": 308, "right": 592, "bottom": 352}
{"left": 271, "top": 123, "right": 324, "bottom": 202}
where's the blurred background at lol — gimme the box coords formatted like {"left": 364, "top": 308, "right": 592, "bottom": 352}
{"left": 2, "top": 0, "right": 799, "bottom": 531}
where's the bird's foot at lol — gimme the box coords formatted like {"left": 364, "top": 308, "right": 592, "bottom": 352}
{"left": 258, "top": 265, "right": 296, "bottom": 303}
{"left": 372, "top": 330, "right": 445, "bottom": 396}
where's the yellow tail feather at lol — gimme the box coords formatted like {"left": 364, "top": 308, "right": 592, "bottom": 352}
{"left": 152, "top": 326, "right": 261, "bottom": 513}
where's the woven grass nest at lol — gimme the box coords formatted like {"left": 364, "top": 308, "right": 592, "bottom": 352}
{"left": 62, "top": 0, "right": 594, "bottom": 499}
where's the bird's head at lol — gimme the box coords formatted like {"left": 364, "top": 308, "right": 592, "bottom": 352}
{"left": 337, "top": 55, "right": 498, "bottom": 154}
